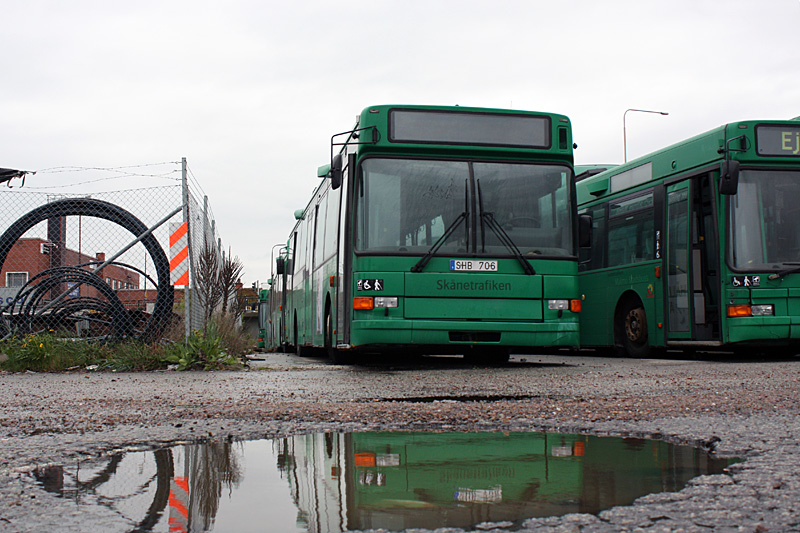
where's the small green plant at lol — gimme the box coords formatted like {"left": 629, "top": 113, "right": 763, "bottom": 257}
{"left": 1, "top": 333, "right": 75, "bottom": 372}
{"left": 163, "top": 319, "right": 241, "bottom": 371}
{"left": 0, "top": 314, "right": 250, "bottom": 373}
{"left": 101, "top": 341, "right": 169, "bottom": 372}
{"left": 0, "top": 333, "right": 167, "bottom": 372}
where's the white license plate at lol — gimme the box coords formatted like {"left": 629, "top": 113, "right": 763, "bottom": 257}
{"left": 449, "top": 259, "right": 498, "bottom": 272}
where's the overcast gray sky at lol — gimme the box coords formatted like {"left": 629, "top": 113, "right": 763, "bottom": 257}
{"left": 2, "top": 0, "right": 799, "bottom": 284}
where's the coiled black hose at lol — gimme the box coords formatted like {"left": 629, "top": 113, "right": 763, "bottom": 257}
{"left": 0, "top": 198, "right": 174, "bottom": 342}
{"left": 9, "top": 265, "right": 132, "bottom": 338}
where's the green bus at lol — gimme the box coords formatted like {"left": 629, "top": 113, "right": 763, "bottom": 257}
{"left": 577, "top": 118, "right": 800, "bottom": 356}
{"left": 267, "top": 104, "right": 581, "bottom": 363}
{"left": 255, "top": 288, "right": 268, "bottom": 350}
{"left": 276, "top": 430, "right": 732, "bottom": 532}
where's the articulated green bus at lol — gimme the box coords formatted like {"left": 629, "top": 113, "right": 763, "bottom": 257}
{"left": 267, "top": 105, "right": 581, "bottom": 363}
{"left": 577, "top": 118, "right": 800, "bottom": 356}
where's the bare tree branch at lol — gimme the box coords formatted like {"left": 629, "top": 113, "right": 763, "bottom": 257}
{"left": 218, "top": 248, "right": 243, "bottom": 315}
{"left": 196, "top": 242, "right": 223, "bottom": 327}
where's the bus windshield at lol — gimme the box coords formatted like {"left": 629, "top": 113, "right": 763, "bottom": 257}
{"left": 355, "top": 158, "right": 574, "bottom": 257}
{"left": 728, "top": 169, "right": 800, "bottom": 270}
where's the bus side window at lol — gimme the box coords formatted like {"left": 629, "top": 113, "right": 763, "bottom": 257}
{"left": 323, "top": 187, "right": 340, "bottom": 261}
{"left": 607, "top": 193, "right": 654, "bottom": 268}
{"left": 579, "top": 205, "right": 606, "bottom": 271}
{"left": 293, "top": 229, "right": 305, "bottom": 281}
{"left": 313, "top": 200, "right": 326, "bottom": 269}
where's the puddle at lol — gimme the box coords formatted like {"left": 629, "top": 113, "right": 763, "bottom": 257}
{"left": 28, "top": 431, "right": 736, "bottom": 532}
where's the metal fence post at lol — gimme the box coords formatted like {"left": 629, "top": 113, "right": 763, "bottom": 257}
{"left": 181, "top": 157, "right": 192, "bottom": 340}
{"left": 203, "top": 195, "right": 209, "bottom": 253}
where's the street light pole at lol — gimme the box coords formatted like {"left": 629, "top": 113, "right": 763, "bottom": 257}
{"left": 623, "top": 108, "right": 669, "bottom": 162}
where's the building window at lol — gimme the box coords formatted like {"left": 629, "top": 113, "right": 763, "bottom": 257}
{"left": 6, "top": 272, "right": 28, "bottom": 287}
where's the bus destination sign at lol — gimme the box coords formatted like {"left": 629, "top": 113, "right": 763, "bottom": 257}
{"left": 756, "top": 125, "right": 800, "bottom": 156}
{"left": 390, "top": 109, "right": 550, "bottom": 149}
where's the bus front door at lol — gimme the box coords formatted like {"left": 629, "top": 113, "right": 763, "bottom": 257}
{"left": 666, "top": 182, "right": 692, "bottom": 340}
{"left": 665, "top": 178, "right": 720, "bottom": 344}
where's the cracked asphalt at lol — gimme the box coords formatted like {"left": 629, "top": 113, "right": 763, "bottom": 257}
{"left": 0, "top": 350, "right": 798, "bottom": 532}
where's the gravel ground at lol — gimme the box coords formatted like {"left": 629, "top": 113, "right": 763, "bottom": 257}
{"left": 0, "top": 351, "right": 799, "bottom": 532}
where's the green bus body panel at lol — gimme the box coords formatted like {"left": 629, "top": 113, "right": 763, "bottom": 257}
{"left": 579, "top": 263, "right": 661, "bottom": 347}
{"left": 350, "top": 321, "right": 578, "bottom": 345}
{"left": 724, "top": 285, "right": 800, "bottom": 343}
{"left": 402, "top": 273, "right": 541, "bottom": 299}
{"left": 352, "top": 259, "right": 579, "bottom": 348}
{"left": 405, "top": 298, "right": 541, "bottom": 320}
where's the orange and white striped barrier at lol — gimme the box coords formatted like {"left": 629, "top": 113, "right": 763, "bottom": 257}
{"left": 169, "top": 222, "right": 189, "bottom": 286}
{"left": 168, "top": 476, "right": 189, "bottom": 533}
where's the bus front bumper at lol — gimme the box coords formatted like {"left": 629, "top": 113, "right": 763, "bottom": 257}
{"left": 349, "top": 319, "right": 579, "bottom": 350}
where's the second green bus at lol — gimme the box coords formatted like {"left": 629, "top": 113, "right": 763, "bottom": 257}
{"left": 577, "top": 118, "right": 800, "bottom": 356}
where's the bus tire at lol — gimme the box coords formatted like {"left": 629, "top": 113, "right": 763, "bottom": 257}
{"left": 325, "top": 302, "right": 351, "bottom": 364}
{"left": 618, "top": 300, "right": 650, "bottom": 358}
{"left": 294, "top": 317, "right": 308, "bottom": 357}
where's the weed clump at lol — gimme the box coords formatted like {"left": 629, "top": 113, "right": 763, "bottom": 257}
{"left": 0, "top": 315, "right": 253, "bottom": 372}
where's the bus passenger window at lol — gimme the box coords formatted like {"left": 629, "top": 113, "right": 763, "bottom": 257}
{"left": 607, "top": 193, "right": 654, "bottom": 268}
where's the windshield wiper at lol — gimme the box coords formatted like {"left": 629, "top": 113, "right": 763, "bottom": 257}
{"left": 768, "top": 262, "right": 800, "bottom": 280}
{"left": 477, "top": 180, "right": 535, "bottom": 275}
{"left": 410, "top": 212, "right": 467, "bottom": 273}
{"left": 411, "top": 179, "right": 469, "bottom": 273}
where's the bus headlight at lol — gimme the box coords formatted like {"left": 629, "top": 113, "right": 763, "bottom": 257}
{"left": 548, "top": 300, "right": 581, "bottom": 312}
{"left": 374, "top": 297, "right": 398, "bottom": 308}
{"left": 727, "top": 304, "right": 774, "bottom": 317}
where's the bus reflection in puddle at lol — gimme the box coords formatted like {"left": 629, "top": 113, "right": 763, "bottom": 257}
{"left": 29, "top": 431, "right": 736, "bottom": 532}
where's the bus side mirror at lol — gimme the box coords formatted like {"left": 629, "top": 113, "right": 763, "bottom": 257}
{"left": 276, "top": 257, "right": 285, "bottom": 275}
{"left": 330, "top": 153, "right": 343, "bottom": 190}
{"left": 578, "top": 214, "right": 593, "bottom": 248}
{"left": 719, "top": 160, "right": 740, "bottom": 195}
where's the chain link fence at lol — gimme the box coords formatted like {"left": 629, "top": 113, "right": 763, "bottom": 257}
{"left": 0, "top": 159, "right": 234, "bottom": 342}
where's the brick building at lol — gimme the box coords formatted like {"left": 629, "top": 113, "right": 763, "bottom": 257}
{"left": 0, "top": 237, "right": 141, "bottom": 305}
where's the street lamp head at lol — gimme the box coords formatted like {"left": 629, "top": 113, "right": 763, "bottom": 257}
{"left": 623, "top": 108, "right": 670, "bottom": 162}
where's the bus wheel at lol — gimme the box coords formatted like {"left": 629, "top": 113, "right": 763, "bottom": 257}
{"left": 294, "top": 319, "right": 308, "bottom": 357}
{"left": 619, "top": 302, "right": 650, "bottom": 358}
{"left": 325, "top": 305, "right": 351, "bottom": 365}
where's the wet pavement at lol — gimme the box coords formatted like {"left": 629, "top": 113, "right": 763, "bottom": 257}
{"left": 0, "top": 351, "right": 799, "bottom": 532}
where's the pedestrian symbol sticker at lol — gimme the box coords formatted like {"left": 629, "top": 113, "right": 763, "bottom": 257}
{"left": 357, "top": 279, "right": 384, "bottom": 291}
{"left": 731, "top": 276, "right": 760, "bottom": 287}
